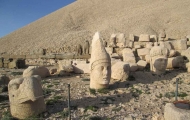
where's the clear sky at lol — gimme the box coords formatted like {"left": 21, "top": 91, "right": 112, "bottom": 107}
{"left": 0, "top": 0, "right": 76, "bottom": 38}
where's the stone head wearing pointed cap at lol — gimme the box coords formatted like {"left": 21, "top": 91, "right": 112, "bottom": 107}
{"left": 90, "top": 32, "right": 111, "bottom": 89}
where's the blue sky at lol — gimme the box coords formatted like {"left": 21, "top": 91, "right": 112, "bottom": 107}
{"left": 0, "top": 0, "right": 76, "bottom": 38}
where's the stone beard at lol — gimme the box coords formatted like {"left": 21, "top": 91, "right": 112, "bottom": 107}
{"left": 90, "top": 59, "right": 111, "bottom": 89}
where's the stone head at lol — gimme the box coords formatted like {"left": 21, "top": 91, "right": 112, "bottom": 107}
{"left": 150, "top": 46, "right": 168, "bottom": 74}
{"left": 90, "top": 32, "right": 111, "bottom": 89}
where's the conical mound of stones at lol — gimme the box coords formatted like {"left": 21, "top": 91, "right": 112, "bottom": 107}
{"left": 1, "top": 0, "right": 190, "bottom": 54}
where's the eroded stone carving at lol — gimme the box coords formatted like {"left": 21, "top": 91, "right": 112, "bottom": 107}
{"left": 8, "top": 75, "right": 46, "bottom": 119}
{"left": 90, "top": 32, "right": 111, "bottom": 89}
{"left": 83, "top": 40, "right": 90, "bottom": 55}
{"left": 150, "top": 46, "right": 168, "bottom": 75}
{"left": 23, "top": 66, "right": 50, "bottom": 78}
{"left": 109, "top": 34, "right": 117, "bottom": 47}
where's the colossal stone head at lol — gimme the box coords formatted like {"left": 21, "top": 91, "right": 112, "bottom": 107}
{"left": 150, "top": 46, "right": 168, "bottom": 75}
{"left": 90, "top": 32, "right": 111, "bottom": 89}
{"left": 8, "top": 75, "right": 46, "bottom": 119}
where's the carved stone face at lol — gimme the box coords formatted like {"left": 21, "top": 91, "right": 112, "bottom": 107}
{"left": 153, "top": 57, "right": 168, "bottom": 74}
{"left": 90, "top": 62, "right": 111, "bottom": 89}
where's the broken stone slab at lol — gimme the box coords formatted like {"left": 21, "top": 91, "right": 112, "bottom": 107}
{"left": 164, "top": 103, "right": 190, "bottom": 120}
{"left": 139, "top": 34, "right": 150, "bottom": 42}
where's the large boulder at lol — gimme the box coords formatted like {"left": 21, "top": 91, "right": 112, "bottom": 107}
{"left": 111, "top": 61, "right": 130, "bottom": 80}
{"left": 23, "top": 66, "right": 50, "bottom": 78}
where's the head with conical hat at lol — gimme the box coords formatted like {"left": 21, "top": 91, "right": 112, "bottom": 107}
{"left": 90, "top": 32, "right": 111, "bottom": 89}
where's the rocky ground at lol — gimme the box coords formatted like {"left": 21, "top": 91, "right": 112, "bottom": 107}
{"left": 0, "top": 67, "right": 190, "bottom": 120}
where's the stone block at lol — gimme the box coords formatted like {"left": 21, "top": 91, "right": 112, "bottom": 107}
{"left": 129, "top": 63, "right": 138, "bottom": 72}
{"left": 139, "top": 34, "right": 150, "bottom": 42}
{"left": 105, "top": 47, "right": 113, "bottom": 55}
{"left": 129, "top": 34, "right": 135, "bottom": 41}
{"left": 39, "top": 55, "right": 55, "bottom": 59}
{"left": 55, "top": 54, "right": 74, "bottom": 59}
{"left": 137, "top": 60, "right": 147, "bottom": 70}
{"left": 137, "top": 48, "right": 150, "bottom": 56}
{"left": 134, "top": 45, "right": 141, "bottom": 49}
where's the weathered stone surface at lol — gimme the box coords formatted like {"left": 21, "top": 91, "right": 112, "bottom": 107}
{"left": 129, "top": 34, "right": 135, "bottom": 41}
{"left": 158, "top": 29, "right": 166, "bottom": 41}
{"left": 167, "top": 56, "right": 185, "bottom": 69}
{"left": 111, "top": 61, "right": 130, "bottom": 80}
{"left": 58, "top": 60, "right": 73, "bottom": 73}
{"left": 72, "top": 60, "right": 90, "bottom": 74}
{"left": 145, "top": 55, "right": 151, "bottom": 63}
{"left": 105, "top": 47, "right": 113, "bottom": 55}
{"left": 139, "top": 34, "right": 150, "bottom": 42}
{"left": 82, "top": 40, "right": 90, "bottom": 55}
{"left": 109, "top": 34, "right": 117, "bottom": 47}
{"left": 90, "top": 32, "right": 111, "bottom": 89}
{"left": 137, "top": 48, "right": 150, "bottom": 56}
{"left": 23, "top": 66, "right": 50, "bottom": 78}
{"left": 164, "top": 103, "right": 190, "bottom": 120}
{"left": 150, "top": 46, "right": 168, "bottom": 75}
{"left": 129, "top": 63, "right": 138, "bottom": 72}
{"left": 116, "top": 33, "right": 126, "bottom": 47}
{"left": 8, "top": 75, "right": 46, "bottom": 119}
{"left": 137, "top": 60, "right": 147, "bottom": 70}
{"left": 134, "top": 45, "right": 141, "bottom": 49}
{"left": 170, "top": 39, "right": 187, "bottom": 50}
{"left": 111, "top": 58, "right": 121, "bottom": 66}
{"left": 122, "top": 48, "right": 136, "bottom": 63}
{"left": 145, "top": 42, "right": 153, "bottom": 49}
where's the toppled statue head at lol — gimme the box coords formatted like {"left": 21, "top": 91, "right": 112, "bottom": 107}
{"left": 8, "top": 75, "right": 46, "bottom": 119}
{"left": 150, "top": 46, "right": 168, "bottom": 75}
{"left": 90, "top": 32, "right": 111, "bottom": 89}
